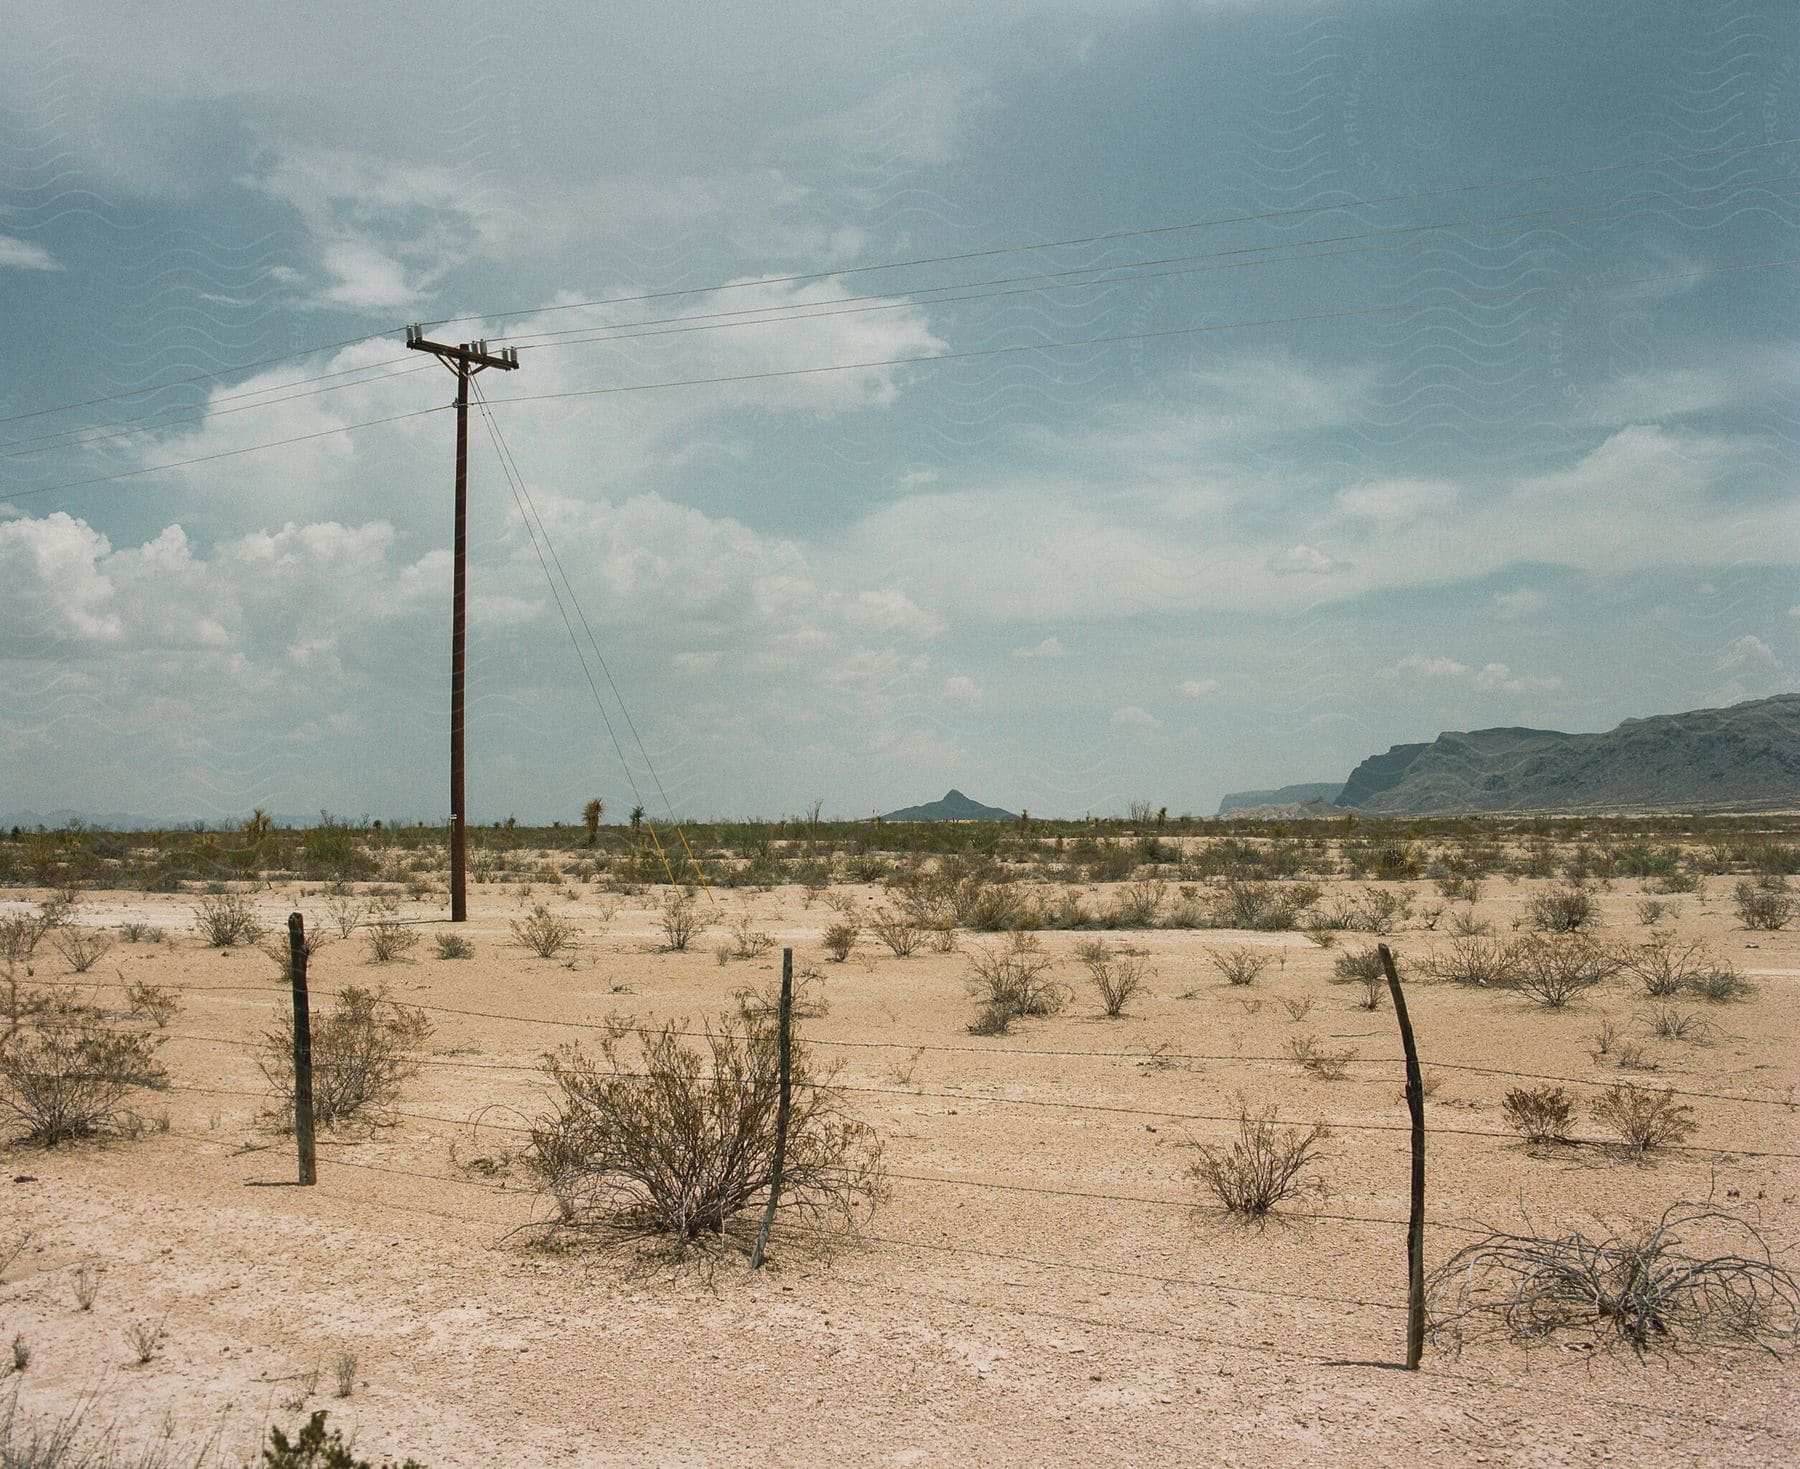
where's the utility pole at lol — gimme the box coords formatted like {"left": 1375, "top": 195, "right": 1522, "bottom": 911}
{"left": 404, "top": 326, "right": 521, "bottom": 922}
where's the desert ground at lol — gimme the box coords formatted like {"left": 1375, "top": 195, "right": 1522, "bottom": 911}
{"left": 2, "top": 829, "right": 1797, "bottom": 1467}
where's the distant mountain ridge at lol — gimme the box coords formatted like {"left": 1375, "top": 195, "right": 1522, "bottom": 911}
{"left": 884, "top": 789, "right": 1016, "bottom": 821}
{"left": 1337, "top": 694, "right": 1800, "bottom": 813}
{"left": 1216, "top": 782, "right": 1344, "bottom": 816}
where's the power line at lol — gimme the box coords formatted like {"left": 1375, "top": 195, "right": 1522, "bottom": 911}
{"left": 419, "top": 134, "right": 1800, "bottom": 333}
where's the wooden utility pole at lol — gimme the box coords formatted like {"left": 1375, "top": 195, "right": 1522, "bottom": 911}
{"left": 404, "top": 326, "right": 521, "bottom": 922}
{"left": 287, "top": 912, "right": 317, "bottom": 1186}
{"left": 749, "top": 948, "right": 795, "bottom": 1270}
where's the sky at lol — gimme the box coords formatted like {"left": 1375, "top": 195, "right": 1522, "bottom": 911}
{"left": 0, "top": 0, "right": 1795, "bottom": 825}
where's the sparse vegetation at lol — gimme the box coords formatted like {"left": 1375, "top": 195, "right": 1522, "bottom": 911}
{"left": 1733, "top": 876, "right": 1793, "bottom": 930}
{"left": 1593, "top": 1083, "right": 1697, "bottom": 1158}
{"left": 193, "top": 891, "right": 265, "bottom": 947}
{"left": 1527, "top": 883, "right": 1598, "bottom": 933}
{"left": 511, "top": 904, "right": 577, "bottom": 958}
{"left": 659, "top": 891, "right": 706, "bottom": 951}
{"left": 0, "top": 1012, "right": 167, "bottom": 1145}
{"left": 822, "top": 920, "right": 858, "bottom": 962}
{"left": 965, "top": 944, "right": 1065, "bottom": 1035}
{"left": 434, "top": 933, "right": 474, "bottom": 960}
{"left": 1208, "top": 946, "right": 1271, "bottom": 987}
{"left": 1080, "top": 945, "right": 1151, "bottom": 1018}
{"left": 527, "top": 1014, "right": 882, "bottom": 1257}
{"left": 261, "top": 986, "right": 433, "bottom": 1130}
{"left": 1190, "top": 1101, "right": 1328, "bottom": 1216}
{"left": 1429, "top": 1203, "right": 1800, "bottom": 1356}
{"left": 363, "top": 918, "right": 419, "bottom": 964}
{"left": 1500, "top": 1085, "right": 1579, "bottom": 1146}
{"left": 1512, "top": 935, "right": 1613, "bottom": 1008}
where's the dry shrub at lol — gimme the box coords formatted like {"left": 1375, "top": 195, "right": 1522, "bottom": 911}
{"left": 1418, "top": 935, "right": 1516, "bottom": 987}
{"left": 1733, "top": 877, "right": 1793, "bottom": 931}
{"left": 1331, "top": 946, "right": 1388, "bottom": 1009}
{"left": 1593, "top": 1083, "right": 1696, "bottom": 1158}
{"left": 261, "top": 985, "right": 432, "bottom": 1130}
{"left": 1500, "top": 1085, "right": 1578, "bottom": 1146}
{"left": 1106, "top": 880, "right": 1165, "bottom": 929}
{"left": 50, "top": 928, "right": 111, "bottom": 974}
{"left": 193, "top": 891, "right": 264, "bottom": 947}
{"left": 1429, "top": 1203, "right": 1800, "bottom": 1356}
{"left": 527, "top": 1014, "right": 882, "bottom": 1258}
{"left": 822, "top": 920, "right": 859, "bottom": 962}
{"left": 659, "top": 891, "right": 707, "bottom": 951}
{"left": 1287, "top": 1031, "right": 1356, "bottom": 1081}
{"left": 435, "top": 933, "right": 474, "bottom": 960}
{"left": 965, "top": 945, "right": 1065, "bottom": 1035}
{"left": 1190, "top": 1102, "right": 1328, "bottom": 1216}
{"left": 362, "top": 918, "right": 418, "bottom": 964}
{"left": 1527, "top": 883, "right": 1598, "bottom": 933}
{"left": 124, "top": 981, "right": 180, "bottom": 1028}
{"left": 1209, "top": 880, "right": 1318, "bottom": 931}
{"left": 0, "top": 1012, "right": 167, "bottom": 1145}
{"left": 1081, "top": 947, "right": 1150, "bottom": 1018}
{"left": 1513, "top": 935, "right": 1614, "bottom": 1008}
{"left": 868, "top": 906, "right": 923, "bottom": 957}
{"left": 1208, "top": 947, "right": 1271, "bottom": 986}
{"left": 1617, "top": 934, "right": 1707, "bottom": 997}
{"left": 511, "top": 904, "right": 576, "bottom": 958}
{"left": 730, "top": 910, "right": 774, "bottom": 959}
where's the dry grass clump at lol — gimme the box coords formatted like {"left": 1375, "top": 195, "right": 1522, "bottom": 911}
{"left": 1287, "top": 1031, "right": 1356, "bottom": 1081}
{"left": 1593, "top": 1083, "right": 1696, "bottom": 1159}
{"left": 1500, "top": 1085, "right": 1579, "bottom": 1146}
{"left": 1331, "top": 946, "right": 1388, "bottom": 1008}
{"left": 261, "top": 985, "right": 433, "bottom": 1130}
{"left": 1079, "top": 945, "right": 1151, "bottom": 1018}
{"left": 434, "top": 933, "right": 474, "bottom": 960}
{"left": 51, "top": 927, "right": 112, "bottom": 974}
{"left": 1189, "top": 1101, "right": 1328, "bottom": 1216}
{"left": 511, "top": 904, "right": 577, "bottom": 958}
{"left": 822, "top": 920, "right": 859, "bottom": 962}
{"left": 1429, "top": 1203, "right": 1800, "bottom": 1357}
{"left": 124, "top": 980, "right": 180, "bottom": 1028}
{"left": 527, "top": 1014, "right": 882, "bottom": 1258}
{"left": 730, "top": 910, "right": 775, "bottom": 959}
{"left": 1418, "top": 935, "right": 1516, "bottom": 987}
{"left": 1208, "top": 880, "right": 1319, "bottom": 931}
{"left": 362, "top": 917, "right": 419, "bottom": 964}
{"left": 867, "top": 906, "right": 923, "bottom": 957}
{"left": 193, "top": 890, "right": 264, "bottom": 947}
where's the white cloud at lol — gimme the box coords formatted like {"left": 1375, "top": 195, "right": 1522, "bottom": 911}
{"left": 1337, "top": 478, "right": 1457, "bottom": 524}
{"left": 1494, "top": 588, "right": 1548, "bottom": 619}
{"left": 0, "top": 235, "right": 60, "bottom": 271}
{"left": 1721, "top": 635, "right": 1779, "bottom": 674}
{"left": 1390, "top": 655, "right": 1470, "bottom": 679}
{"left": 1110, "top": 705, "right": 1159, "bottom": 730}
{"left": 1471, "top": 662, "right": 1563, "bottom": 694}
{"left": 672, "top": 651, "right": 722, "bottom": 674}
{"left": 1269, "top": 544, "right": 1343, "bottom": 577}
{"left": 1178, "top": 677, "right": 1220, "bottom": 697}
{"left": 1011, "top": 637, "right": 1066, "bottom": 659}
{"left": 943, "top": 674, "right": 983, "bottom": 702}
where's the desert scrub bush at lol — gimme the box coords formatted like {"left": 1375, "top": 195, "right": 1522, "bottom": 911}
{"left": 192, "top": 890, "right": 264, "bottom": 947}
{"left": 1105, "top": 879, "right": 1166, "bottom": 928}
{"left": 1287, "top": 1031, "right": 1356, "bottom": 1081}
{"left": 433, "top": 933, "right": 473, "bottom": 959}
{"left": 124, "top": 980, "right": 180, "bottom": 1028}
{"left": 50, "top": 926, "right": 111, "bottom": 974}
{"left": 0, "top": 1014, "right": 167, "bottom": 1145}
{"left": 1500, "top": 1085, "right": 1579, "bottom": 1146}
{"left": 1616, "top": 934, "right": 1708, "bottom": 997}
{"left": 1642, "top": 1005, "right": 1710, "bottom": 1043}
{"left": 729, "top": 909, "right": 773, "bottom": 959}
{"left": 1208, "top": 880, "right": 1318, "bottom": 931}
{"left": 1526, "top": 883, "right": 1598, "bottom": 933}
{"left": 867, "top": 906, "right": 923, "bottom": 957}
{"left": 1418, "top": 934, "right": 1515, "bottom": 987}
{"left": 1690, "top": 961, "right": 1752, "bottom": 1004}
{"left": 1513, "top": 935, "right": 1614, "bottom": 1008}
{"left": 117, "top": 920, "right": 150, "bottom": 943}
{"left": 1428, "top": 1203, "right": 1800, "bottom": 1357}
{"left": 362, "top": 918, "right": 418, "bottom": 964}
{"left": 1081, "top": 947, "right": 1151, "bottom": 1018}
{"left": 1593, "top": 1083, "right": 1696, "bottom": 1159}
{"left": 1208, "top": 946, "right": 1271, "bottom": 987}
{"left": 659, "top": 891, "right": 707, "bottom": 951}
{"left": 965, "top": 944, "right": 1065, "bottom": 1035}
{"left": 1331, "top": 946, "right": 1388, "bottom": 1008}
{"left": 1732, "top": 876, "right": 1793, "bottom": 931}
{"left": 511, "top": 904, "right": 576, "bottom": 958}
{"left": 264, "top": 1410, "right": 425, "bottom": 1468}
{"left": 527, "top": 1014, "right": 882, "bottom": 1258}
{"left": 734, "top": 965, "right": 829, "bottom": 1022}
{"left": 1190, "top": 1101, "right": 1328, "bottom": 1217}
{"left": 821, "top": 920, "right": 859, "bottom": 962}
{"left": 261, "top": 986, "right": 432, "bottom": 1129}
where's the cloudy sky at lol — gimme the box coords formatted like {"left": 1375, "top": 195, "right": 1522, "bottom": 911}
{"left": 1, "top": 1, "right": 1795, "bottom": 825}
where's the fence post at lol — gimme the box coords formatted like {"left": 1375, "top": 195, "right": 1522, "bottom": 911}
{"left": 288, "top": 912, "right": 317, "bottom": 1187}
{"left": 749, "top": 947, "right": 794, "bottom": 1270}
{"left": 1378, "top": 942, "right": 1424, "bottom": 1368}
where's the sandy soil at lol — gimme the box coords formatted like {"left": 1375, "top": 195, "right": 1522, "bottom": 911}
{"left": 2, "top": 873, "right": 1797, "bottom": 1467}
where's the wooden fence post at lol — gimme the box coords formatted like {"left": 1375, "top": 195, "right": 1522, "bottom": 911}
{"left": 749, "top": 947, "right": 794, "bottom": 1270}
{"left": 288, "top": 912, "right": 317, "bottom": 1187}
{"left": 1378, "top": 942, "right": 1424, "bottom": 1368}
